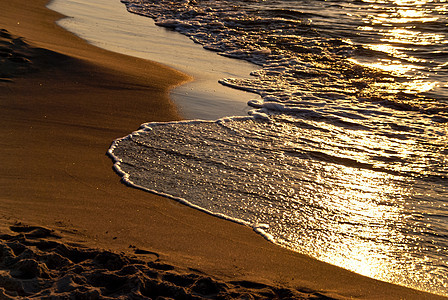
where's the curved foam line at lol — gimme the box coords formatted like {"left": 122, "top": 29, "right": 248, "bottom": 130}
{"left": 107, "top": 117, "right": 277, "bottom": 243}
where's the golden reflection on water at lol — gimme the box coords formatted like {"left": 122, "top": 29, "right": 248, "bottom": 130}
{"left": 383, "top": 28, "right": 446, "bottom": 46}
{"left": 348, "top": 57, "right": 420, "bottom": 74}
{"left": 290, "top": 118, "right": 447, "bottom": 292}
{"left": 370, "top": 77, "right": 438, "bottom": 94}
{"left": 401, "top": 79, "right": 438, "bottom": 93}
{"left": 319, "top": 164, "right": 408, "bottom": 284}
{"left": 350, "top": 0, "right": 445, "bottom": 95}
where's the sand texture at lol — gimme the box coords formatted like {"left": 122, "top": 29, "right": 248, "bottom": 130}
{"left": 0, "top": 0, "right": 446, "bottom": 299}
{"left": 1, "top": 224, "right": 340, "bottom": 299}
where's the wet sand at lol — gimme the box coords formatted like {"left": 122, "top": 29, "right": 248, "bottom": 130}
{"left": 48, "top": 0, "right": 260, "bottom": 120}
{"left": 0, "top": 0, "right": 446, "bottom": 298}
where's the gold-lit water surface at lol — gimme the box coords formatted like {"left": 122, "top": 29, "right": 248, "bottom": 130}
{"left": 348, "top": 0, "right": 447, "bottom": 95}
{"left": 310, "top": 167, "right": 408, "bottom": 284}
{"left": 115, "top": 0, "right": 448, "bottom": 295}
{"left": 308, "top": 169, "right": 446, "bottom": 291}
{"left": 269, "top": 115, "right": 448, "bottom": 294}
{"left": 112, "top": 111, "right": 448, "bottom": 295}
{"left": 297, "top": 0, "right": 448, "bottom": 290}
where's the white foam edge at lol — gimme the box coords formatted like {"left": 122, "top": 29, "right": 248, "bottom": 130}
{"left": 107, "top": 116, "right": 276, "bottom": 243}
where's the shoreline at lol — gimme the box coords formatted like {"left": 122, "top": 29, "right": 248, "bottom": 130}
{"left": 0, "top": 0, "right": 446, "bottom": 298}
{"left": 47, "top": 0, "right": 260, "bottom": 120}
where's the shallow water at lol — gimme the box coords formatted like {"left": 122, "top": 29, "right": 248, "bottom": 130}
{"left": 110, "top": 0, "right": 448, "bottom": 295}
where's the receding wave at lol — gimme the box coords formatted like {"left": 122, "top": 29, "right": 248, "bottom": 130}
{"left": 115, "top": 0, "right": 448, "bottom": 295}
{"left": 109, "top": 112, "right": 448, "bottom": 295}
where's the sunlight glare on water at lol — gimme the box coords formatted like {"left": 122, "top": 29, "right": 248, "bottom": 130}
{"left": 110, "top": 113, "right": 448, "bottom": 294}
{"left": 348, "top": 0, "right": 446, "bottom": 95}
{"left": 113, "top": 0, "right": 448, "bottom": 295}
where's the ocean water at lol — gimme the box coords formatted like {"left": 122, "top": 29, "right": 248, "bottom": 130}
{"left": 109, "top": 0, "right": 448, "bottom": 295}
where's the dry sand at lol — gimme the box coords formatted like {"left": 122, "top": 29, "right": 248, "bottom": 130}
{"left": 0, "top": 0, "right": 446, "bottom": 298}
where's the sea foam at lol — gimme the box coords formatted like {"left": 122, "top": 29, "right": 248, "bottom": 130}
{"left": 113, "top": 0, "right": 448, "bottom": 295}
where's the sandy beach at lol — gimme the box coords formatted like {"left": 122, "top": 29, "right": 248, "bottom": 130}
{"left": 0, "top": 0, "right": 446, "bottom": 298}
